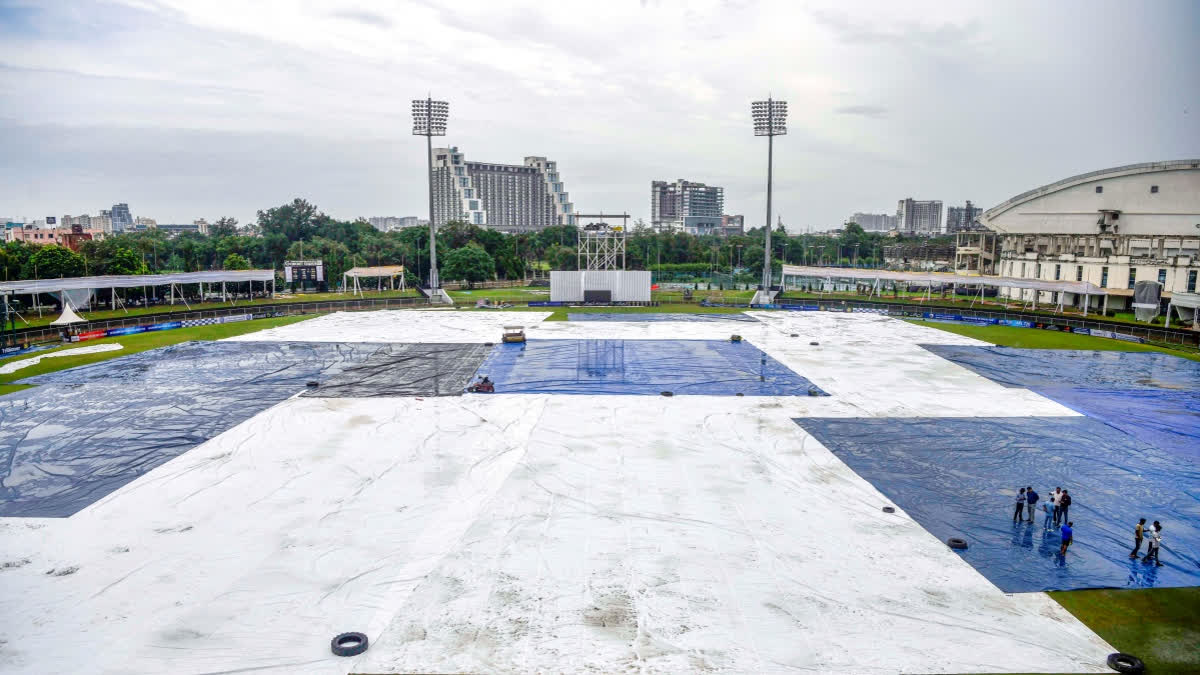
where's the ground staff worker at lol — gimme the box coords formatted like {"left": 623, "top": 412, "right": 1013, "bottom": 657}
{"left": 1059, "top": 521, "right": 1074, "bottom": 556}
{"left": 1013, "top": 487, "right": 1026, "bottom": 523}
{"left": 1130, "top": 518, "right": 1146, "bottom": 559}
{"left": 1025, "top": 486, "right": 1038, "bottom": 522}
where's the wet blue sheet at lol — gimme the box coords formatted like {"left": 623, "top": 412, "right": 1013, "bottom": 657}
{"left": 2, "top": 341, "right": 387, "bottom": 517}
{"left": 796, "top": 417, "right": 1200, "bottom": 592}
{"left": 474, "top": 339, "right": 825, "bottom": 396}
{"left": 567, "top": 313, "right": 759, "bottom": 322}
{"left": 924, "top": 345, "right": 1200, "bottom": 459}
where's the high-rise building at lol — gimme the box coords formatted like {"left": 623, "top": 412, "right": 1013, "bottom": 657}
{"left": 651, "top": 179, "right": 725, "bottom": 233}
{"left": 110, "top": 203, "right": 133, "bottom": 232}
{"left": 848, "top": 212, "right": 898, "bottom": 232}
{"left": 946, "top": 200, "right": 984, "bottom": 233}
{"left": 430, "top": 146, "right": 573, "bottom": 233}
{"left": 896, "top": 198, "right": 943, "bottom": 234}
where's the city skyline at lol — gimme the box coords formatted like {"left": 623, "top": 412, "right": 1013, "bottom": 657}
{"left": 1, "top": 1, "right": 1198, "bottom": 231}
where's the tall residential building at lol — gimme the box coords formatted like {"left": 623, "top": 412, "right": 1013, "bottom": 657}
{"left": 111, "top": 203, "right": 133, "bottom": 232}
{"left": 848, "top": 212, "right": 898, "bottom": 232}
{"left": 134, "top": 216, "right": 157, "bottom": 229}
{"left": 896, "top": 198, "right": 943, "bottom": 234}
{"left": 430, "top": 146, "right": 573, "bottom": 233}
{"left": 651, "top": 179, "right": 725, "bottom": 233}
{"left": 946, "top": 200, "right": 984, "bottom": 233}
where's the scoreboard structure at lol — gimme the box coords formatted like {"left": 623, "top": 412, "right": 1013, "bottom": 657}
{"left": 283, "top": 260, "right": 324, "bottom": 284}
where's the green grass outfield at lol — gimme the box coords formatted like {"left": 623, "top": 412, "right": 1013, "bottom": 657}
{"left": 0, "top": 314, "right": 314, "bottom": 396}
{"left": 908, "top": 319, "right": 1200, "bottom": 361}
{"left": 1049, "top": 588, "right": 1200, "bottom": 675}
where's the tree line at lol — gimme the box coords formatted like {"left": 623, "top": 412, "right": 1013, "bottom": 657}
{"left": 2, "top": 197, "right": 949, "bottom": 287}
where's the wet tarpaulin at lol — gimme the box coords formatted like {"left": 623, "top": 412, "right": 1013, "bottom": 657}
{"left": 474, "top": 339, "right": 827, "bottom": 396}
{"left": 924, "top": 345, "right": 1200, "bottom": 458}
{"left": 302, "top": 343, "right": 491, "bottom": 398}
{"left": 567, "top": 313, "right": 761, "bottom": 323}
{"left": 1, "top": 341, "right": 396, "bottom": 518}
{"left": 795, "top": 416, "right": 1200, "bottom": 592}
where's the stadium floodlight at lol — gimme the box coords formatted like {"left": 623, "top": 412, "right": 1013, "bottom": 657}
{"left": 412, "top": 98, "right": 449, "bottom": 290}
{"left": 751, "top": 97, "right": 787, "bottom": 290}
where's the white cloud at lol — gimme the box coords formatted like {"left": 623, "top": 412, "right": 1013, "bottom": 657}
{"left": 1, "top": 0, "right": 1197, "bottom": 228}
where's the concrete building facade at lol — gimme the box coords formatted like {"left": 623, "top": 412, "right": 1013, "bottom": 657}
{"left": 896, "top": 198, "right": 943, "bottom": 234}
{"left": 651, "top": 179, "right": 725, "bottom": 233}
{"left": 946, "top": 201, "right": 984, "bottom": 233}
{"left": 848, "top": 212, "right": 898, "bottom": 232}
{"left": 431, "top": 147, "right": 573, "bottom": 233}
{"left": 977, "top": 160, "right": 1200, "bottom": 312}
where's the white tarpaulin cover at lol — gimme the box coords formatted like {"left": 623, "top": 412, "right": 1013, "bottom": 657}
{"left": 0, "top": 270, "right": 275, "bottom": 295}
{"left": 781, "top": 264, "right": 1108, "bottom": 295}
{"left": 0, "top": 311, "right": 1117, "bottom": 674}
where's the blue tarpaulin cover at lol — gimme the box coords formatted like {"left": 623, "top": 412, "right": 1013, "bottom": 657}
{"left": 795, "top": 416, "right": 1200, "bottom": 592}
{"left": 923, "top": 345, "right": 1200, "bottom": 458}
{"left": 474, "top": 339, "right": 826, "bottom": 396}
{"left": 567, "top": 313, "right": 760, "bottom": 322}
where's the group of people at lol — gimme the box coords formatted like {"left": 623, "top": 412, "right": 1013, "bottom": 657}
{"left": 1131, "top": 518, "right": 1165, "bottom": 566}
{"left": 1012, "top": 487, "right": 1166, "bottom": 565}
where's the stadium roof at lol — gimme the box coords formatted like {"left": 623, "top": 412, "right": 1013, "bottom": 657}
{"left": 781, "top": 265, "right": 1108, "bottom": 295}
{"left": 0, "top": 270, "right": 275, "bottom": 295}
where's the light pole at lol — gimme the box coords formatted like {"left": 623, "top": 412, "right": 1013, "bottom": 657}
{"left": 752, "top": 97, "right": 787, "bottom": 290}
{"left": 412, "top": 97, "right": 448, "bottom": 290}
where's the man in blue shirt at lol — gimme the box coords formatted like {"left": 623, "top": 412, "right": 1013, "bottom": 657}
{"left": 1025, "top": 486, "right": 1038, "bottom": 523}
{"left": 1059, "top": 521, "right": 1074, "bottom": 556}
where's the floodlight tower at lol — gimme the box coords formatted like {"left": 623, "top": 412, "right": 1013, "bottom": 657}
{"left": 752, "top": 97, "right": 787, "bottom": 290}
{"left": 412, "top": 97, "right": 449, "bottom": 290}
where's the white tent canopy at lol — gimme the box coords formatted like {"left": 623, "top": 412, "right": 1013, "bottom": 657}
{"left": 49, "top": 302, "right": 86, "bottom": 326}
{"left": 344, "top": 265, "right": 406, "bottom": 297}
{"left": 0, "top": 270, "right": 276, "bottom": 295}
{"left": 1165, "top": 291, "right": 1200, "bottom": 329}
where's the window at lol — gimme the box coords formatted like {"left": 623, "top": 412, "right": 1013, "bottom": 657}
{"left": 1158, "top": 269, "right": 1167, "bottom": 285}
{"left": 1128, "top": 268, "right": 1137, "bottom": 288}
{"left": 1095, "top": 186, "right": 1103, "bottom": 193}
{"left": 436, "top": 154, "right": 446, "bottom": 160}
{"left": 454, "top": 167, "right": 464, "bottom": 176}
{"left": 1020, "top": 262, "right": 1026, "bottom": 277}
{"left": 1151, "top": 185, "right": 1159, "bottom": 194}
{"left": 1035, "top": 263, "right": 1042, "bottom": 279}
{"left": 1076, "top": 266, "right": 1083, "bottom": 281}
{"left": 459, "top": 177, "right": 469, "bottom": 187}
{"left": 469, "top": 200, "right": 479, "bottom": 210}
{"left": 463, "top": 189, "right": 473, "bottom": 198}
{"left": 1189, "top": 270, "right": 1197, "bottom": 293}
{"left": 1101, "top": 266, "right": 1109, "bottom": 288}
{"left": 1054, "top": 264, "right": 1061, "bottom": 280}
{"left": 472, "top": 212, "right": 483, "bottom": 225}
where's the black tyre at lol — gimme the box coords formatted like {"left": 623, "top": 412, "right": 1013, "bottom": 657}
{"left": 882, "top": 506, "right": 895, "bottom": 513}
{"left": 810, "top": 341, "right": 820, "bottom": 346}
{"left": 331, "top": 632, "right": 369, "bottom": 657}
{"left": 790, "top": 333, "right": 798, "bottom": 337}
{"left": 661, "top": 391, "right": 674, "bottom": 397}
{"left": 947, "top": 537, "right": 968, "bottom": 550}
{"left": 1106, "top": 653, "right": 1145, "bottom": 674}
{"left": 306, "top": 381, "right": 319, "bottom": 387}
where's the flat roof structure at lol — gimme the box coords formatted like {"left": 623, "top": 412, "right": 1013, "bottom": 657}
{"left": 0, "top": 270, "right": 276, "bottom": 295}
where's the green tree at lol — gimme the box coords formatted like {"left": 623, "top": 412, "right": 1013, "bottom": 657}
{"left": 22, "top": 245, "right": 85, "bottom": 279}
{"left": 210, "top": 217, "right": 239, "bottom": 239}
{"left": 223, "top": 253, "right": 250, "bottom": 270}
{"left": 257, "top": 198, "right": 320, "bottom": 241}
{"left": 441, "top": 245, "right": 495, "bottom": 288}
{"left": 107, "top": 246, "right": 148, "bottom": 275}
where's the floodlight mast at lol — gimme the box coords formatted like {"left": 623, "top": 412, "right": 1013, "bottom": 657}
{"left": 412, "top": 97, "right": 448, "bottom": 290}
{"left": 752, "top": 98, "right": 787, "bottom": 290}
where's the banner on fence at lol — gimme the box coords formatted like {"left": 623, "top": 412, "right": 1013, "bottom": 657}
{"left": 106, "top": 326, "right": 146, "bottom": 337}
{"left": 1087, "top": 328, "right": 1146, "bottom": 344}
{"left": 76, "top": 329, "right": 107, "bottom": 342}
{"left": 148, "top": 321, "right": 182, "bottom": 332}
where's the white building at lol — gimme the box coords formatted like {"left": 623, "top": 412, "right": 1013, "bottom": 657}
{"left": 979, "top": 160, "right": 1200, "bottom": 312}
{"left": 431, "top": 147, "right": 573, "bottom": 233}
{"left": 896, "top": 198, "right": 943, "bottom": 234}
{"left": 651, "top": 179, "right": 725, "bottom": 233}
{"left": 367, "top": 216, "right": 424, "bottom": 232}
{"left": 848, "top": 212, "right": 898, "bottom": 232}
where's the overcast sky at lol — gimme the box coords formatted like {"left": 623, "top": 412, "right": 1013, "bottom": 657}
{"left": 1, "top": 0, "right": 1198, "bottom": 231}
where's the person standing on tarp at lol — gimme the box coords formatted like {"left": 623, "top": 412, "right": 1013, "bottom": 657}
{"left": 1143, "top": 522, "right": 1163, "bottom": 567}
{"left": 1058, "top": 490, "right": 1072, "bottom": 525}
{"left": 1059, "top": 521, "right": 1074, "bottom": 556}
{"left": 1130, "top": 518, "right": 1147, "bottom": 559}
{"left": 1050, "top": 487, "right": 1063, "bottom": 525}
{"left": 1043, "top": 495, "right": 1055, "bottom": 529}
{"left": 1025, "top": 486, "right": 1038, "bottom": 522}
{"left": 1013, "top": 487, "right": 1027, "bottom": 523}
